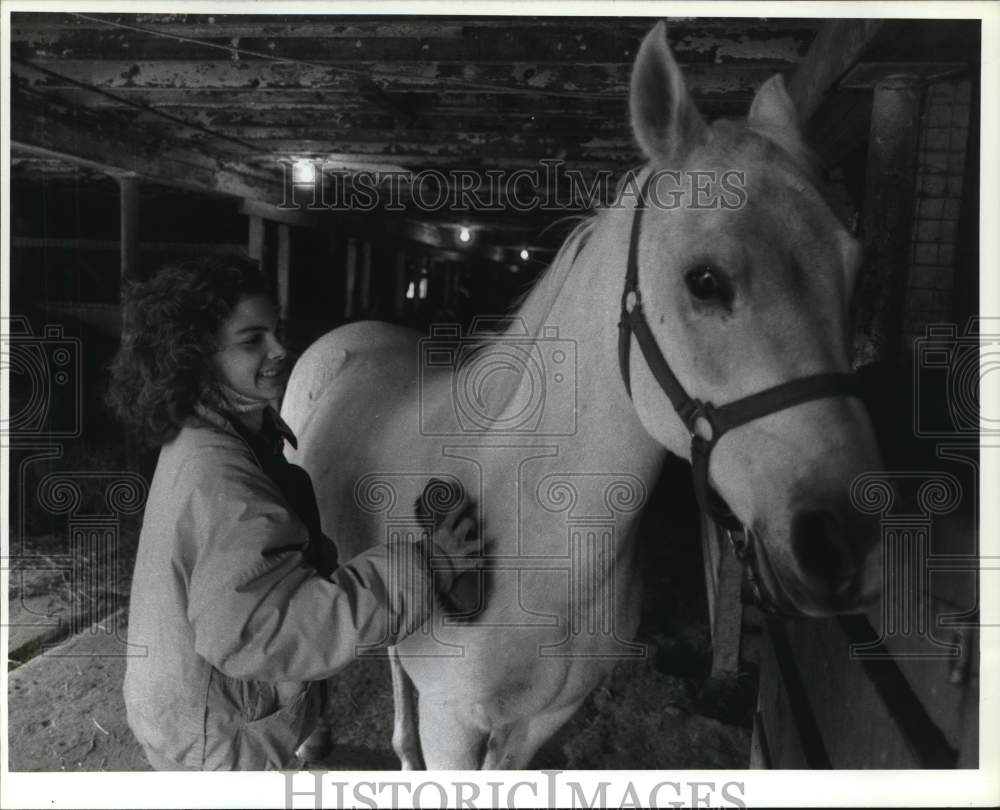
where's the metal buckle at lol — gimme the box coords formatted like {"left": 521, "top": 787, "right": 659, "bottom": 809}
{"left": 687, "top": 400, "right": 717, "bottom": 443}
{"left": 726, "top": 527, "right": 753, "bottom": 563}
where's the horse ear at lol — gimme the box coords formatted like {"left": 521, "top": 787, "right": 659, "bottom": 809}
{"left": 630, "top": 21, "right": 707, "bottom": 162}
{"left": 747, "top": 75, "right": 801, "bottom": 139}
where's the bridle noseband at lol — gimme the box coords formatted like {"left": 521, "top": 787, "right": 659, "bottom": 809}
{"left": 617, "top": 173, "right": 864, "bottom": 539}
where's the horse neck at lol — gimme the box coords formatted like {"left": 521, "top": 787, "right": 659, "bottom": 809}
{"left": 507, "top": 208, "right": 667, "bottom": 483}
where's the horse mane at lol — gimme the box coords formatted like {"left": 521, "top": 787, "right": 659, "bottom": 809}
{"left": 493, "top": 212, "right": 599, "bottom": 340}
{"left": 509, "top": 217, "right": 592, "bottom": 303}
{"left": 499, "top": 163, "right": 657, "bottom": 338}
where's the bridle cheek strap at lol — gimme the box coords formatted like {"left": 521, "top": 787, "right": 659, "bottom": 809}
{"left": 618, "top": 174, "right": 864, "bottom": 533}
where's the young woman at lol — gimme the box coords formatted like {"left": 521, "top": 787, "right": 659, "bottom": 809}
{"left": 109, "top": 255, "right": 477, "bottom": 770}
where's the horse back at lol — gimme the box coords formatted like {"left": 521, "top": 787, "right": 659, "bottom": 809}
{"left": 283, "top": 321, "right": 425, "bottom": 560}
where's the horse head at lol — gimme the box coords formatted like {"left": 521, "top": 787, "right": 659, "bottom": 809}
{"left": 624, "top": 23, "right": 882, "bottom": 617}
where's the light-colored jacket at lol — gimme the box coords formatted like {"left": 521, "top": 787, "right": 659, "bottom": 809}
{"left": 123, "top": 411, "right": 434, "bottom": 770}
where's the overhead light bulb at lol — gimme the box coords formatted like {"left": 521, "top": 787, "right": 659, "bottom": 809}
{"left": 520, "top": 249, "right": 530, "bottom": 261}
{"left": 292, "top": 159, "right": 317, "bottom": 184}
{"left": 459, "top": 227, "right": 472, "bottom": 243}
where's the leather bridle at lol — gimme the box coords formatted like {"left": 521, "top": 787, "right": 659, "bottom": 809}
{"left": 617, "top": 172, "right": 864, "bottom": 549}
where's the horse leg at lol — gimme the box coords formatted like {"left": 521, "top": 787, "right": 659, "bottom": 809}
{"left": 414, "top": 700, "right": 581, "bottom": 770}
{"left": 481, "top": 703, "right": 580, "bottom": 770}
{"left": 389, "top": 648, "right": 425, "bottom": 770}
{"left": 416, "top": 697, "right": 490, "bottom": 769}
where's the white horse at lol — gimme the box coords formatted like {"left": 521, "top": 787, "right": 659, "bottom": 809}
{"left": 283, "top": 22, "right": 882, "bottom": 769}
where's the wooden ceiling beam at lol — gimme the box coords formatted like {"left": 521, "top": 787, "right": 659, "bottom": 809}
{"left": 11, "top": 91, "right": 281, "bottom": 203}
{"left": 167, "top": 124, "right": 634, "bottom": 143}
{"left": 117, "top": 109, "right": 634, "bottom": 132}
{"left": 38, "top": 87, "right": 755, "bottom": 123}
{"left": 12, "top": 91, "right": 633, "bottom": 211}
{"left": 787, "top": 18, "right": 884, "bottom": 124}
{"left": 16, "top": 59, "right": 784, "bottom": 98}
{"left": 33, "top": 88, "right": 631, "bottom": 114}
{"left": 234, "top": 200, "right": 568, "bottom": 256}
{"left": 240, "top": 152, "right": 636, "bottom": 173}
{"left": 788, "top": 19, "right": 978, "bottom": 166}
{"left": 11, "top": 25, "right": 812, "bottom": 66}
{"left": 838, "top": 61, "right": 968, "bottom": 88}
{"left": 170, "top": 129, "right": 637, "bottom": 156}
{"left": 238, "top": 198, "right": 330, "bottom": 229}
{"left": 10, "top": 13, "right": 818, "bottom": 40}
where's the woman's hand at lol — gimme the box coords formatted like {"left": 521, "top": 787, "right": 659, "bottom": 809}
{"left": 416, "top": 480, "right": 480, "bottom": 593}
{"left": 430, "top": 499, "right": 480, "bottom": 594}
{"left": 433, "top": 499, "right": 479, "bottom": 570}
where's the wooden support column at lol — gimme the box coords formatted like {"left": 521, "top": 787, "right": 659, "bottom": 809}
{"left": 276, "top": 224, "right": 291, "bottom": 325}
{"left": 853, "top": 76, "right": 923, "bottom": 367}
{"left": 394, "top": 249, "right": 408, "bottom": 318}
{"left": 247, "top": 214, "right": 265, "bottom": 264}
{"left": 441, "top": 261, "right": 454, "bottom": 310}
{"left": 787, "top": 19, "right": 883, "bottom": 124}
{"left": 328, "top": 231, "right": 338, "bottom": 278}
{"left": 118, "top": 174, "right": 140, "bottom": 283}
{"left": 117, "top": 173, "right": 141, "bottom": 472}
{"left": 359, "top": 240, "right": 372, "bottom": 315}
{"left": 344, "top": 237, "right": 358, "bottom": 320}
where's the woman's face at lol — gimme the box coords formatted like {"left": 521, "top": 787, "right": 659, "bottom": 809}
{"left": 211, "top": 294, "right": 289, "bottom": 402}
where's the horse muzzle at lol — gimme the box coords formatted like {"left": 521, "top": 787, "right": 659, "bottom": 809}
{"left": 741, "top": 513, "right": 882, "bottom": 618}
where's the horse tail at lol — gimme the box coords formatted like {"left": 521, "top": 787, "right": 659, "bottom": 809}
{"left": 389, "top": 646, "right": 425, "bottom": 770}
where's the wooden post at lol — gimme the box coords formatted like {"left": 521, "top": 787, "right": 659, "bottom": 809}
{"left": 359, "top": 240, "right": 372, "bottom": 315}
{"left": 117, "top": 174, "right": 141, "bottom": 473}
{"left": 954, "top": 77, "right": 979, "bottom": 327}
{"left": 853, "top": 76, "right": 923, "bottom": 366}
{"left": 247, "top": 214, "right": 265, "bottom": 264}
{"left": 118, "top": 174, "right": 140, "bottom": 283}
{"left": 394, "top": 249, "right": 408, "bottom": 318}
{"left": 344, "top": 237, "right": 358, "bottom": 320}
{"left": 786, "top": 19, "right": 883, "bottom": 123}
{"left": 328, "top": 230, "right": 338, "bottom": 281}
{"left": 441, "top": 261, "right": 453, "bottom": 311}
{"left": 276, "top": 224, "right": 291, "bottom": 325}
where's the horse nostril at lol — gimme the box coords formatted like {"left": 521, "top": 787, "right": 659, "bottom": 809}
{"left": 792, "top": 510, "right": 855, "bottom": 593}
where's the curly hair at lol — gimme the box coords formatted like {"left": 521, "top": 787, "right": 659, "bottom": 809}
{"left": 107, "top": 254, "right": 272, "bottom": 447}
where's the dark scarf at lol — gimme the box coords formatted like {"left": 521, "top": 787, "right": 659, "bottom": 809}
{"left": 219, "top": 406, "right": 339, "bottom": 577}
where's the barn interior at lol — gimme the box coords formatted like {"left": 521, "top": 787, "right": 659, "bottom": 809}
{"left": 6, "top": 13, "right": 983, "bottom": 772}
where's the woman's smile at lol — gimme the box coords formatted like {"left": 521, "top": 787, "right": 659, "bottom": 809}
{"left": 257, "top": 364, "right": 288, "bottom": 384}
{"left": 213, "top": 294, "right": 290, "bottom": 403}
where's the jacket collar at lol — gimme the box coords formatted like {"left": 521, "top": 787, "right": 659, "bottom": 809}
{"left": 191, "top": 401, "right": 298, "bottom": 450}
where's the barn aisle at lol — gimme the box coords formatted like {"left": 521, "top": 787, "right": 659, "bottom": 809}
{"left": 7, "top": 11, "right": 982, "bottom": 783}
{"left": 7, "top": 462, "right": 751, "bottom": 771}
{"left": 7, "top": 624, "right": 750, "bottom": 772}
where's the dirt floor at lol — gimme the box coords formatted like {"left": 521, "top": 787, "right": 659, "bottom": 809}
{"left": 7, "top": 613, "right": 749, "bottom": 771}
{"left": 8, "top": 609, "right": 150, "bottom": 772}
{"left": 7, "top": 461, "right": 752, "bottom": 772}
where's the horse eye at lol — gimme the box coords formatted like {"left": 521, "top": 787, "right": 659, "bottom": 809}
{"left": 684, "top": 265, "right": 725, "bottom": 302}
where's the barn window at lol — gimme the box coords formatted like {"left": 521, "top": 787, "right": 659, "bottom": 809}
{"left": 405, "top": 279, "right": 428, "bottom": 301}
